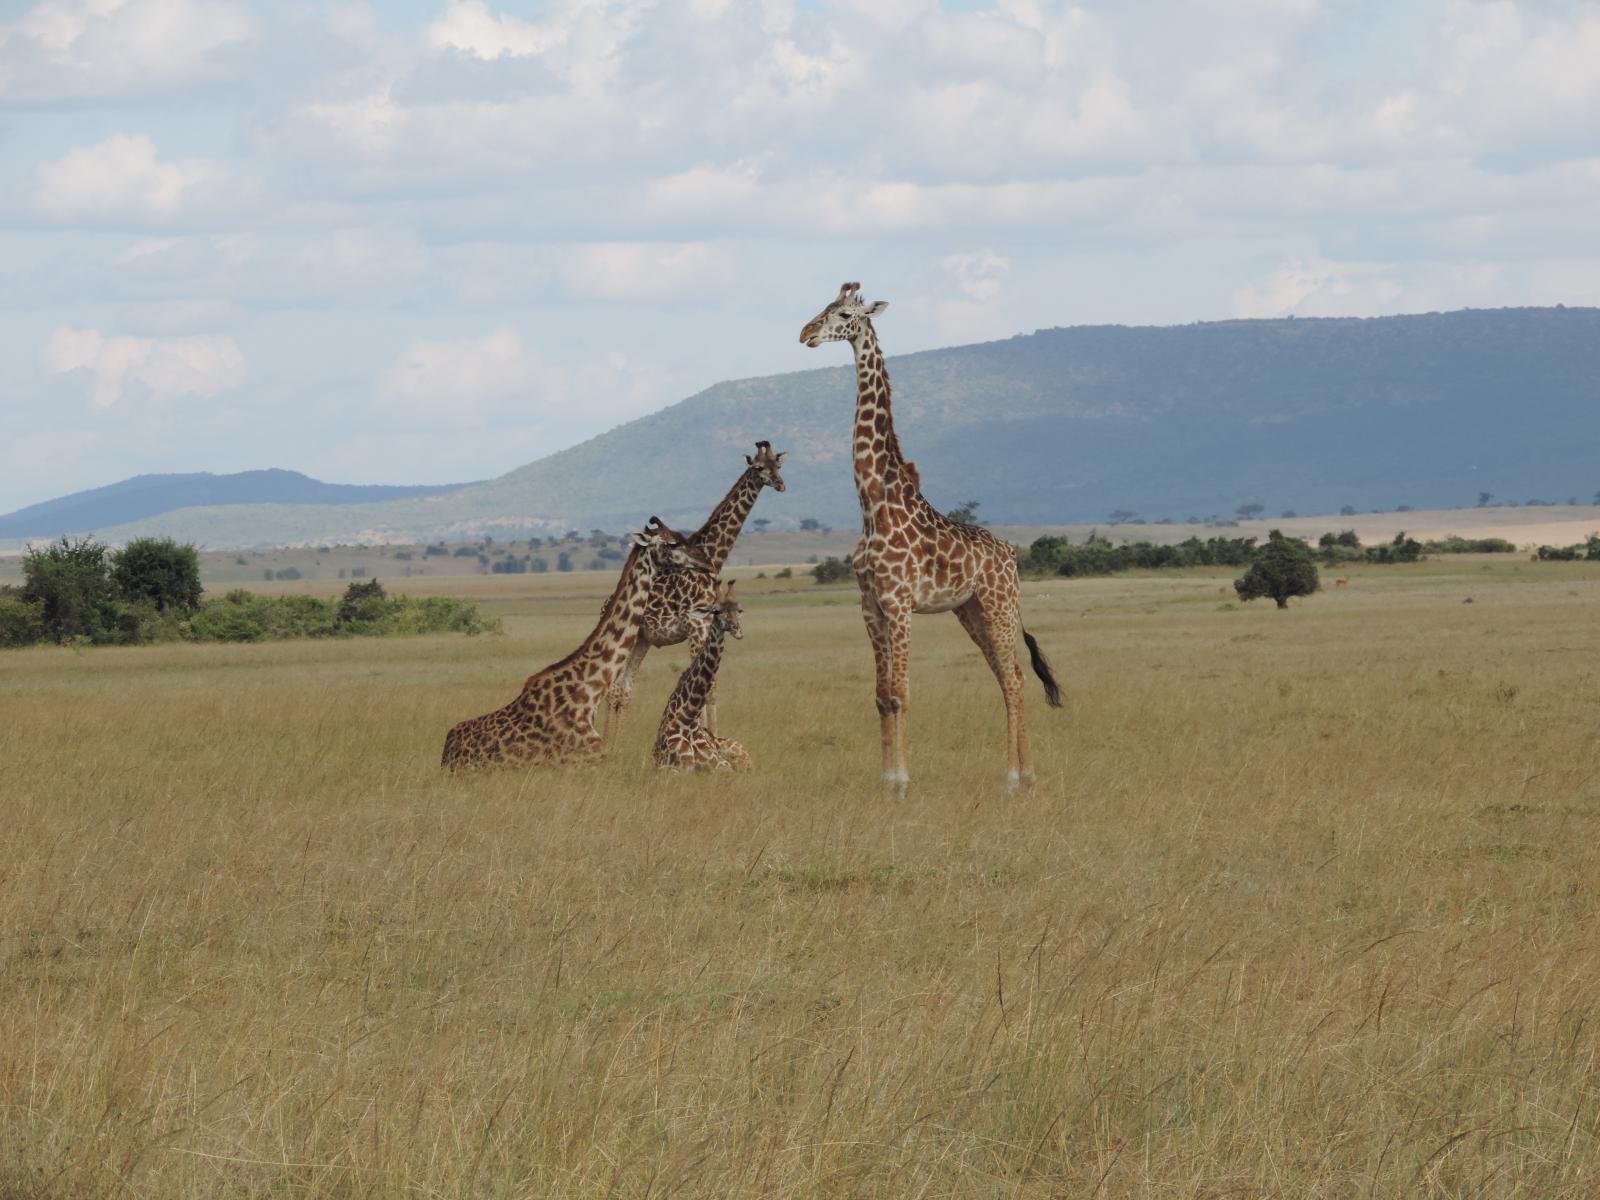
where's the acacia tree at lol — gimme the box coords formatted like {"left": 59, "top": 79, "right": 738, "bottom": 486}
{"left": 1234, "top": 530, "right": 1320, "bottom": 609}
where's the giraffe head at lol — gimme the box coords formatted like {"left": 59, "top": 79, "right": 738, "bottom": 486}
{"left": 714, "top": 580, "right": 743, "bottom": 639}
{"left": 799, "top": 281, "right": 888, "bottom": 348}
{"left": 744, "top": 441, "right": 788, "bottom": 493}
{"left": 635, "top": 516, "right": 714, "bottom": 573}
{"left": 686, "top": 580, "right": 743, "bottom": 643}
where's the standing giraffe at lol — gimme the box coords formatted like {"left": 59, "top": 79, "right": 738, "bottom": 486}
{"left": 442, "top": 518, "right": 712, "bottom": 770}
{"left": 652, "top": 582, "right": 751, "bottom": 772}
{"left": 800, "top": 282, "right": 1062, "bottom": 789}
{"left": 603, "top": 442, "right": 786, "bottom": 742}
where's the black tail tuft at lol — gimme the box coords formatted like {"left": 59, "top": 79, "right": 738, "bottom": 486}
{"left": 1023, "top": 630, "right": 1063, "bottom": 707}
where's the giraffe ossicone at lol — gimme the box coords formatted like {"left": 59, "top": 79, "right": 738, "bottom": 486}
{"left": 441, "top": 517, "right": 712, "bottom": 771}
{"left": 800, "top": 281, "right": 1063, "bottom": 789}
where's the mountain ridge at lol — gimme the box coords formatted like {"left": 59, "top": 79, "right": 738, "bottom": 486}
{"left": 0, "top": 469, "right": 480, "bottom": 540}
{"left": 8, "top": 306, "right": 1598, "bottom": 548}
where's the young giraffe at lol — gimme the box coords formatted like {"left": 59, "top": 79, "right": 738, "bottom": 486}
{"left": 800, "top": 282, "right": 1062, "bottom": 789}
{"left": 442, "top": 518, "right": 712, "bottom": 770}
{"left": 652, "top": 582, "right": 751, "bottom": 772}
{"left": 603, "top": 441, "right": 786, "bottom": 743}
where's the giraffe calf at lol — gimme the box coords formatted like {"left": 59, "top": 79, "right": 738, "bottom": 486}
{"left": 653, "top": 582, "right": 750, "bottom": 772}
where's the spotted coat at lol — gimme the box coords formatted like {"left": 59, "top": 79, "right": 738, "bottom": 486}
{"left": 800, "top": 282, "right": 1062, "bottom": 789}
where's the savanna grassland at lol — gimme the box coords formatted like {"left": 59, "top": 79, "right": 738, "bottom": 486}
{"left": 4, "top": 558, "right": 1600, "bottom": 1198}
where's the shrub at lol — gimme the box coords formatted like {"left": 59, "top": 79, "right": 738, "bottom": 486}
{"left": 108, "top": 537, "right": 203, "bottom": 614}
{"left": 1364, "top": 532, "right": 1423, "bottom": 564}
{"left": 0, "top": 594, "right": 46, "bottom": 647}
{"left": 1422, "top": 537, "right": 1516, "bottom": 554}
{"left": 775, "top": 567, "right": 793, "bottom": 579}
{"left": 22, "top": 536, "right": 115, "bottom": 643}
{"left": 273, "top": 567, "right": 302, "bottom": 581}
{"left": 811, "top": 557, "right": 854, "bottom": 584}
{"left": 1234, "top": 530, "right": 1320, "bottom": 609}
{"left": 336, "top": 578, "right": 390, "bottom": 630}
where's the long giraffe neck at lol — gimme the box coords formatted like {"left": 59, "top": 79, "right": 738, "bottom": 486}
{"left": 660, "top": 626, "right": 724, "bottom": 728}
{"left": 848, "top": 321, "right": 909, "bottom": 509}
{"left": 540, "top": 546, "right": 662, "bottom": 694}
{"left": 691, "top": 469, "right": 764, "bottom": 572}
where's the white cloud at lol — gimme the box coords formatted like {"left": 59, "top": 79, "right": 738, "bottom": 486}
{"left": 424, "top": 0, "right": 553, "bottom": 59}
{"left": 376, "top": 325, "right": 677, "bottom": 429}
{"left": 558, "top": 242, "right": 738, "bottom": 300}
{"left": 0, "top": 0, "right": 254, "bottom": 103}
{"left": 379, "top": 325, "right": 536, "bottom": 410}
{"left": 943, "top": 251, "right": 1010, "bottom": 302}
{"left": 40, "top": 326, "right": 245, "bottom": 408}
{"left": 35, "top": 134, "right": 245, "bottom": 223}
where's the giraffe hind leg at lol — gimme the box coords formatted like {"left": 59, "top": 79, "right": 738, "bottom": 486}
{"left": 955, "top": 594, "right": 1028, "bottom": 788}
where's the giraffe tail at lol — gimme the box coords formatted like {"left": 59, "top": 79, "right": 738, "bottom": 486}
{"left": 1022, "top": 630, "right": 1063, "bottom": 708}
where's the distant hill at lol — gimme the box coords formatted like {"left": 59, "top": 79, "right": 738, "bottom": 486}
{"left": 0, "top": 469, "right": 477, "bottom": 540}
{"left": 14, "top": 307, "right": 1600, "bottom": 548}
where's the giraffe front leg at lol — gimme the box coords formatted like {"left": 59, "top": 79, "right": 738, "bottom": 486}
{"left": 603, "top": 640, "right": 649, "bottom": 746}
{"left": 858, "top": 581, "right": 902, "bottom": 789}
{"left": 883, "top": 608, "right": 911, "bottom": 788}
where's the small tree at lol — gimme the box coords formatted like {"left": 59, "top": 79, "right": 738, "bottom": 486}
{"left": 22, "top": 536, "right": 115, "bottom": 642}
{"left": 110, "top": 537, "right": 202, "bottom": 613}
{"left": 799, "top": 518, "right": 821, "bottom": 532}
{"left": 948, "top": 500, "right": 982, "bottom": 524}
{"left": 1479, "top": 492, "right": 1494, "bottom": 508}
{"left": 336, "top": 578, "right": 390, "bottom": 628}
{"left": 1105, "top": 508, "right": 1137, "bottom": 525}
{"left": 1234, "top": 530, "right": 1320, "bottom": 609}
{"left": 1235, "top": 502, "right": 1265, "bottom": 520}
{"left": 751, "top": 518, "right": 772, "bottom": 534}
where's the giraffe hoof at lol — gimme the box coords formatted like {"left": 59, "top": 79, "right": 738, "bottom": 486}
{"left": 1005, "top": 770, "right": 1021, "bottom": 792}
{"left": 882, "top": 771, "right": 910, "bottom": 792}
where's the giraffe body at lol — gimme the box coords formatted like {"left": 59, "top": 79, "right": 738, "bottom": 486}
{"left": 442, "top": 519, "right": 711, "bottom": 771}
{"left": 801, "top": 282, "right": 1062, "bottom": 789}
{"left": 652, "top": 582, "right": 749, "bottom": 772}
{"left": 604, "top": 443, "right": 785, "bottom": 742}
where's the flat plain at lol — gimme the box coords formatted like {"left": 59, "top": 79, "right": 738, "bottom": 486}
{"left": 4, "top": 556, "right": 1600, "bottom": 1197}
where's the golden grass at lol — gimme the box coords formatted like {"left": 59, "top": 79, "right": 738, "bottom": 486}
{"left": 4, "top": 560, "right": 1600, "bottom": 1197}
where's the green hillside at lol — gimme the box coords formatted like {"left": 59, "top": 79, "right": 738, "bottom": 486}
{"left": 16, "top": 306, "right": 1600, "bottom": 549}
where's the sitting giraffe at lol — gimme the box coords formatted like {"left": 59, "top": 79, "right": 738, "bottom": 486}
{"left": 800, "top": 282, "right": 1062, "bottom": 789}
{"left": 603, "top": 442, "right": 786, "bottom": 742}
{"left": 442, "top": 518, "right": 711, "bottom": 770}
{"left": 653, "top": 582, "right": 751, "bottom": 772}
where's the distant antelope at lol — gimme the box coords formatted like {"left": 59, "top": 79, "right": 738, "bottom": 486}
{"left": 1334, "top": 578, "right": 1349, "bottom": 588}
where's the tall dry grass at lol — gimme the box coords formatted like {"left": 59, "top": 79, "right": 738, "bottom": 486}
{"left": 3, "top": 559, "right": 1600, "bottom": 1197}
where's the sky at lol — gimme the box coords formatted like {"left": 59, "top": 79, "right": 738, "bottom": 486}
{"left": 2, "top": 0, "right": 1599, "bottom": 513}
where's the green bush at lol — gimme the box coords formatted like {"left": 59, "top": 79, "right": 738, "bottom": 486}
{"left": 0, "top": 594, "right": 46, "bottom": 647}
{"left": 811, "top": 557, "right": 854, "bottom": 584}
{"left": 1422, "top": 536, "right": 1516, "bottom": 553}
{"left": 1534, "top": 536, "right": 1600, "bottom": 561}
{"left": 22, "top": 536, "right": 116, "bottom": 643}
{"left": 336, "top": 578, "right": 390, "bottom": 629}
{"left": 109, "top": 537, "right": 202, "bottom": 613}
{"left": 1019, "top": 534, "right": 1260, "bottom": 577}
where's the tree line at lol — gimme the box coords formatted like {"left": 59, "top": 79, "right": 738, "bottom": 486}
{"left": 0, "top": 537, "right": 496, "bottom": 649}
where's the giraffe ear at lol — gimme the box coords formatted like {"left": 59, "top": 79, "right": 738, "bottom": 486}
{"left": 863, "top": 300, "right": 888, "bottom": 316}
{"left": 744, "top": 454, "right": 754, "bottom": 466}
{"left": 629, "top": 532, "right": 650, "bottom": 547}
{"left": 775, "top": 451, "right": 788, "bottom": 465}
